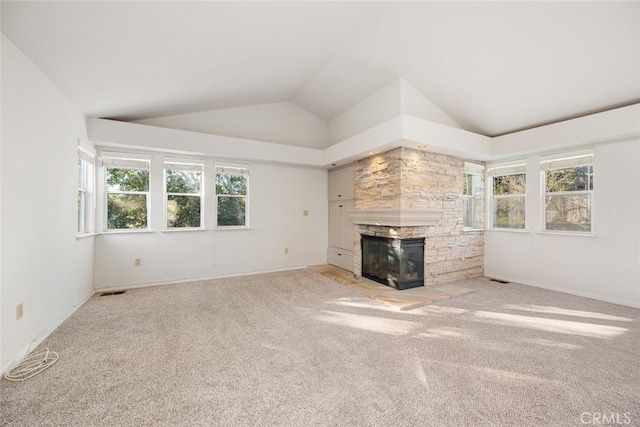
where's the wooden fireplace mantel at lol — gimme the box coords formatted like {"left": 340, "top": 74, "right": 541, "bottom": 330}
{"left": 347, "top": 208, "right": 444, "bottom": 227}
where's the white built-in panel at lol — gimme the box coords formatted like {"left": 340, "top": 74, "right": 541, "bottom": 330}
{"left": 327, "top": 248, "right": 354, "bottom": 271}
{"left": 328, "top": 248, "right": 342, "bottom": 267}
{"left": 328, "top": 166, "right": 354, "bottom": 201}
{"left": 340, "top": 251, "right": 354, "bottom": 272}
{"left": 341, "top": 168, "right": 355, "bottom": 200}
{"left": 328, "top": 165, "right": 355, "bottom": 273}
{"left": 328, "top": 171, "right": 341, "bottom": 201}
{"left": 340, "top": 202, "right": 354, "bottom": 250}
{"left": 329, "top": 203, "right": 342, "bottom": 247}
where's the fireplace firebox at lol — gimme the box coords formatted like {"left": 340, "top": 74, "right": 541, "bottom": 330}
{"left": 361, "top": 234, "right": 425, "bottom": 290}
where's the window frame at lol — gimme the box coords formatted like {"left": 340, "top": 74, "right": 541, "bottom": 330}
{"left": 462, "top": 162, "right": 484, "bottom": 230}
{"left": 164, "top": 159, "right": 205, "bottom": 230}
{"left": 102, "top": 154, "right": 151, "bottom": 232}
{"left": 77, "top": 145, "right": 95, "bottom": 234}
{"left": 215, "top": 164, "right": 249, "bottom": 229}
{"left": 487, "top": 161, "right": 527, "bottom": 230}
{"left": 540, "top": 150, "right": 594, "bottom": 235}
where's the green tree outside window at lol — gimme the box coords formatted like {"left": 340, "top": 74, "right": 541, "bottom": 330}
{"left": 106, "top": 167, "right": 149, "bottom": 230}
{"left": 492, "top": 173, "right": 526, "bottom": 229}
{"left": 216, "top": 171, "right": 247, "bottom": 227}
{"left": 166, "top": 168, "right": 202, "bottom": 228}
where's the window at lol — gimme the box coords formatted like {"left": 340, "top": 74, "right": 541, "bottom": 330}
{"left": 488, "top": 161, "right": 526, "bottom": 229}
{"left": 462, "top": 162, "right": 484, "bottom": 229}
{"left": 78, "top": 146, "right": 95, "bottom": 233}
{"left": 541, "top": 150, "right": 593, "bottom": 233}
{"left": 165, "top": 161, "right": 203, "bottom": 228}
{"left": 104, "top": 156, "right": 150, "bottom": 230}
{"left": 215, "top": 165, "right": 249, "bottom": 227}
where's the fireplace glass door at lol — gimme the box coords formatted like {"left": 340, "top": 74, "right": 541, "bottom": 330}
{"left": 361, "top": 235, "right": 424, "bottom": 290}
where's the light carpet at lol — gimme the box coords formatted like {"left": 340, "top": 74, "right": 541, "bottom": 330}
{"left": 1, "top": 269, "right": 638, "bottom": 426}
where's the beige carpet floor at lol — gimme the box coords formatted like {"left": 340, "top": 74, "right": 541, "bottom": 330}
{"left": 1, "top": 269, "right": 638, "bottom": 426}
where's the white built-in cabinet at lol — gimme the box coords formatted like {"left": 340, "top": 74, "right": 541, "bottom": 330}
{"left": 328, "top": 167, "right": 355, "bottom": 201}
{"left": 328, "top": 166, "right": 355, "bottom": 271}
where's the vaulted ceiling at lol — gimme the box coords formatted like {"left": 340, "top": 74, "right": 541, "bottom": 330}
{"left": 2, "top": 1, "right": 639, "bottom": 137}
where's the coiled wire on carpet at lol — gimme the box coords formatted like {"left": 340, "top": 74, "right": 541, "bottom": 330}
{"left": 3, "top": 348, "right": 59, "bottom": 382}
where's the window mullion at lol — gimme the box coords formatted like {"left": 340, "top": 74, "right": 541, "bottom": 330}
{"left": 108, "top": 190, "right": 149, "bottom": 196}
{"left": 545, "top": 190, "right": 591, "bottom": 197}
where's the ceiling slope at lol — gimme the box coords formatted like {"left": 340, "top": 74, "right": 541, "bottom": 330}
{"left": 2, "top": 1, "right": 639, "bottom": 137}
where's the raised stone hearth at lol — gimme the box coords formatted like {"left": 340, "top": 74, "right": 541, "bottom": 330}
{"left": 352, "top": 147, "right": 484, "bottom": 286}
{"left": 310, "top": 264, "right": 474, "bottom": 311}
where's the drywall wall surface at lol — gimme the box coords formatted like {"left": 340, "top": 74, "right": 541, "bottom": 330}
{"left": 328, "top": 79, "right": 402, "bottom": 145}
{"left": 490, "top": 104, "right": 640, "bottom": 160}
{"left": 0, "top": 38, "right": 3, "bottom": 368}
{"left": 400, "top": 79, "right": 463, "bottom": 130}
{"left": 94, "top": 162, "right": 328, "bottom": 288}
{"left": 401, "top": 115, "right": 493, "bottom": 161}
{"left": 328, "top": 78, "right": 467, "bottom": 146}
{"left": 135, "top": 101, "right": 329, "bottom": 149}
{"left": 484, "top": 139, "right": 640, "bottom": 307}
{"left": 1, "top": 36, "right": 95, "bottom": 371}
{"left": 88, "top": 118, "right": 324, "bottom": 167}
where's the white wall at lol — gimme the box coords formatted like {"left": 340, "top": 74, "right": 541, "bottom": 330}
{"left": 1, "top": 36, "right": 95, "bottom": 371}
{"left": 328, "top": 79, "right": 402, "bottom": 145}
{"left": 135, "top": 101, "right": 329, "bottom": 149}
{"left": 485, "top": 139, "right": 640, "bottom": 307}
{"left": 94, "top": 160, "right": 328, "bottom": 289}
{"left": 88, "top": 118, "right": 324, "bottom": 168}
{"left": 0, "top": 37, "right": 3, "bottom": 368}
{"left": 400, "top": 79, "right": 462, "bottom": 130}
{"left": 490, "top": 104, "right": 640, "bottom": 160}
{"left": 328, "top": 78, "right": 468, "bottom": 146}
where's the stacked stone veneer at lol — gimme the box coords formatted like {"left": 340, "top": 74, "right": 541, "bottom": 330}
{"left": 353, "top": 147, "right": 485, "bottom": 285}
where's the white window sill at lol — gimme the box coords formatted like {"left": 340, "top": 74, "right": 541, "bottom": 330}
{"left": 463, "top": 228, "right": 485, "bottom": 233}
{"left": 160, "top": 228, "right": 207, "bottom": 233}
{"left": 100, "top": 229, "right": 155, "bottom": 235}
{"left": 76, "top": 232, "right": 98, "bottom": 240}
{"left": 536, "top": 231, "right": 597, "bottom": 238}
{"left": 214, "top": 226, "right": 252, "bottom": 231}
{"left": 486, "top": 228, "right": 529, "bottom": 233}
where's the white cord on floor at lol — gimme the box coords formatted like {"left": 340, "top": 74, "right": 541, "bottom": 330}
{"left": 3, "top": 348, "right": 59, "bottom": 382}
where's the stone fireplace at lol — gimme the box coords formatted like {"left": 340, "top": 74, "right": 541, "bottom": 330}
{"left": 349, "top": 147, "right": 485, "bottom": 286}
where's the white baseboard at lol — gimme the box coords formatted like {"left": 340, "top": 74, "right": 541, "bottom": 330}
{"left": 94, "top": 265, "right": 309, "bottom": 293}
{"left": 484, "top": 274, "right": 640, "bottom": 309}
{"left": 1, "top": 291, "right": 94, "bottom": 376}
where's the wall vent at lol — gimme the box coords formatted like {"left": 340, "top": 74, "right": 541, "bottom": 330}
{"left": 99, "top": 290, "right": 127, "bottom": 297}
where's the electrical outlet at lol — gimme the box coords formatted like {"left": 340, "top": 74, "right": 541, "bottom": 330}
{"left": 16, "top": 303, "right": 23, "bottom": 320}
{"left": 303, "top": 210, "right": 309, "bottom": 216}
{"left": 284, "top": 248, "right": 289, "bottom": 254}
{"left": 135, "top": 258, "right": 142, "bottom": 267}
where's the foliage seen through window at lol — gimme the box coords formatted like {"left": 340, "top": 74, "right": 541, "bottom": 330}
{"left": 545, "top": 164, "right": 593, "bottom": 232}
{"left": 492, "top": 173, "right": 526, "bottom": 229}
{"left": 216, "top": 171, "right": 247, "bottom": 227}
{"left": 106, "top": 167, "right": 149, "bottom": 230}
{"left": 166, "top": 168, "right": 202, "bottom": 228}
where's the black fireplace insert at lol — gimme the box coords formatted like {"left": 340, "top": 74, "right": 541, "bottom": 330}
{"left": 361, "top": 234, "right": 425, "bottom": 290}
